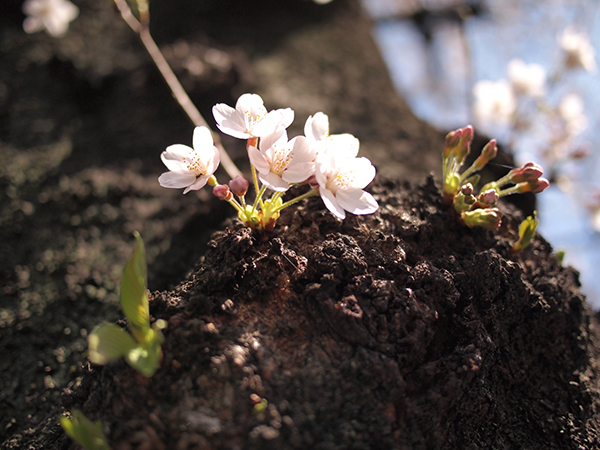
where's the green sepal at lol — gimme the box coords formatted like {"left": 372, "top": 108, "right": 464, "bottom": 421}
{"left": 60, "top": 410, "right": 111, "bottom": 450}
{"left": 120, "top": 231, "right": 150, "bottom": 332}
{"left": 88, "top": 323, "right": 137, "bottom": 365}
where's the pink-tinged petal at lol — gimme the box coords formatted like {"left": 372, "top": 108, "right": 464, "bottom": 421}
{"left": 158, "top": 172, "right": 197, "bottom": 189}
{"left": 259, "top": 172, "right": 289, "bottom": 192}
{"left": 23, "top": 16, "right": 44, "bottom": 33}
{"left": 248, "top": 145, "right": 271, "bottom": 175}
{"left": 160, "top": 145, "right": 193, "bottom": 172}
{"left": 336, "top": 188, "right": 378, "bottom": 215}
{"left": 283, "top": 161, "right": 315, "bottom": 184}
{"left": 314, "top": 156, "right": 334, "bottom": 188}
{"left": 253, "top": 109, "right": 294, "bottom": 137}
{"left": 288, "top": 135, "right": 315, "bottom": 163}
{"left": 304, "top": 112, "right": 329, "bottom": 141}
{"left": 192, "top": 126, "right": 214, "bottom": 152}
{"left": 328, "top": 134, "right": 360, "bottom": 159}
{"left": 212, "top": 103, "right": 250, "bottom": 139}
{"left": 259, "top": 128, "right": 288, "bottom": 155}
{"left": 319, "top": 187, "right": 346, "bottom": 219}
{"left": 235, "top": 93, "right": 266, "bottom": 117}
{"left": 183, "top": 176, "right": 209, "bottom": 194}
{"left": 205, "top": 147, "right": 221, "bottom": 176}
{"left": 346, "top": 157, "right": 376, "bottom": 188}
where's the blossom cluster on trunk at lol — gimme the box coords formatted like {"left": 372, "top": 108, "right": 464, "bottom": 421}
{"left": 158, "top": 93, "right": 378, "bottom": 230}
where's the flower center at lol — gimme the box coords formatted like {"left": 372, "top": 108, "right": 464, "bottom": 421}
{"left": 270, "top": 148, "right": 293, "bottom": 176}
{"left": 326, "top": 169, "right": 354, "bottom": 194}
{"left": 183, "top": 152, "right": 207, "bottom": 177}
{"left": 244, "top": 107, "right": 267, "bottom": 132}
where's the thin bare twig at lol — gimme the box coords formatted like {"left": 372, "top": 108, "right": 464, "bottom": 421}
{"left": 113, "top": 0, "right": 242, "bottom": 179}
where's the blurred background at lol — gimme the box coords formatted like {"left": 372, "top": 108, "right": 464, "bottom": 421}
{"left": 360, "top": 0, "right": 600, "bottom": 306}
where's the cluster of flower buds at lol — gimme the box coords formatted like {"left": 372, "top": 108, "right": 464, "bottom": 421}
{"left": 442, "top": 125, "right": 549, "bottom": 240}
{"left": 158, "top": 94, "right": 379, "bottom": 231}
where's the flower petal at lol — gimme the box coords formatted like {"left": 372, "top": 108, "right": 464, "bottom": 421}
{"left": 160, "top": 145, "right": 193, "bottom": 172}
{"left": 248, "top": 145, "right": 271, "bottom": 175}
{"left": 158, "top": 172, "right": 197, "bottom": 189}
{"left": 304, "top": 112, "right": 329, "bottom": 141}
{"left": 319, "top": 187, "right": 346, "bottom": 219}
{"left": 259, "top": 172, "right": 289, "bottom": 192}
{"left": 212, "top": 103, "right": 250, "bottom": 139}
{"left": 336, "top": 188, "right": 378, "bottom": 215}
{"left": 183, "top": 176, "right": 209, "bottom": 194}
{"left": 344, "top": 157, "right": 376, "bottom": 189}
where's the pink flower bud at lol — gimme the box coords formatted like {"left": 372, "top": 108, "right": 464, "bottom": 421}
{"left": 472, "top": 139, "right": 498, "bottom": 170}
{"left": 229, "top": 176, "right": 249, "bottom": 197}
{"left": 528, "top": 178, "right": 550, "bottom": 193}
{"left": 455, "top": 125, "right": 474, "bottom": 164}
{"left": 509, "top": 162, "right": 544, "bottom": 183}
{"left": 213, "top": 184, "right": 232, "bottom": 201}
{"left": 478, "top": 189, "right": 499, "bottom": 206}
{"left": 516, "top": 178, "right": 550, "bottom": 194}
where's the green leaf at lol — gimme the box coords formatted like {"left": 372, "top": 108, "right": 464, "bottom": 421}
{"left": 120, "top": 231, "right": 149, "bottom": 332}
{"left": 60, "top": 410, "right": 111, "bottom": 450}
{"left": 126, "top": 344, "right": 162, "bottom": 377}
{"left": 88, "top": 323, "right": 137, "bottom": 365}
{"left": 125, "top": 326, "right": 165, "bottom": 377}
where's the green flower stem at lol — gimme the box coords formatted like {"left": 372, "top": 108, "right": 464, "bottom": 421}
{"left": 252, "top": 184, "right": 267, "bottom": 213}
{"left": 496, "top": 185, "right": 521, "bottom": 197}
{"left": 228, "top": 197, "right": 244, "bottom": 213}
{"left": 273, "top": 187, "right": 319, "bottom": 213}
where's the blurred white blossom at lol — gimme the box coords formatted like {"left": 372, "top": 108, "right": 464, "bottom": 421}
{"left": 473, "top": 79, "right": 517, "bottom": 130}
{"left": 507, "top": 59, "right": 546, "bottom": 97}
{"left": 559, "top": 28, "right": 597, "bottom": 74}
{"left": 559, "top": 93, "right": 588, "bottom": 137}
{"left": 22, "top": 0, "right": 79, "bottom": 38}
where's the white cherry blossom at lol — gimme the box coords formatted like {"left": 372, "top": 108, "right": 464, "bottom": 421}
{"left": 507, "top": 59, "right": 546, "bottom": 97}
{"left": 22, "top": 0, "right": 79, "bottom": 38}
{"left": 304, "top": 112, "right": 359, "bottom": 159}
{"left": 212, "top": 93, "right": 294, "bottom": 139}
{"left": 559, "top": 93, "right": 588, "bottom": 137}
{"left": 473, "top": 79, "right": 517, "bottom": 128}
{"left": 560, "top": 28, "right": 597, "bottom": 74}
{"left": 315, "top": 153, "right": 378, "bottom": 220}
{"left": 159, "top": 127, "right": 220, "bottom": 194}
{"left": 248, "top": 129, "right": 315, "bottom": 192}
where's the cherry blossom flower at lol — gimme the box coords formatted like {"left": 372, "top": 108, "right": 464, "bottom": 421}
{"left": 559, "top": 28, "right": 597, "bottom": 74}
{"left": 473, "top": 79, "right": 517, "bottom": 127}
{"left": 248, "top": 128, "right": 316, "bottom": 191}
{"left": 22, "top": 0, "right": 79, "bottom": 38}
{"left": 212, "top": 93, "right": 294, "bottom": 139}
{"left": 315, "top": 152, "right": 378, "bottom": 220}
{"left": 507, "top": 59, "right": 546, "bottom": 97}
{"left": 304, "top": 112, "right": 359, "bottom": 159}
{"left": 158, "top": 126, "right": 220, "bottom": 194}
{"left": 559, "top": 93, "right": 588, "bottom": 137}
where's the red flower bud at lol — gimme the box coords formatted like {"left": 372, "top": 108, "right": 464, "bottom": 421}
{"left": 213, "top": 184, "right": 232, "bottom": 201}
{"left": 509, "top": 162, "right": 544, "bottom": 183}
{"left": 229, "top": 176, "right": 249, "bottom": 197}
